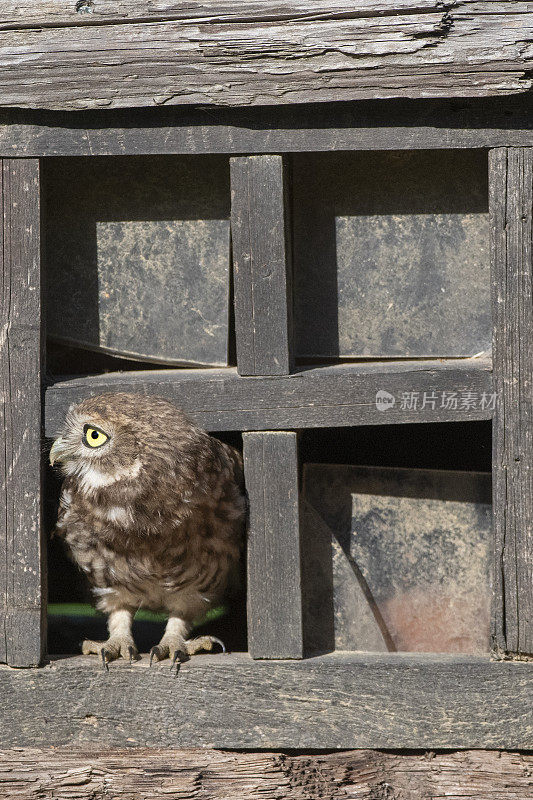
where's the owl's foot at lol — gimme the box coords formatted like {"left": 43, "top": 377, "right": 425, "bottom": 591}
{"left": 82, "top": 637, "right": 140, "bottom": 669}
{"left": 185, "top": 635, "right": 226, "bottom": 656}
{"left": 149, "top": 640, "right": 188, "bottom": 677}
{"left": 149, "top": 635, "right": 226, "bottom": 675}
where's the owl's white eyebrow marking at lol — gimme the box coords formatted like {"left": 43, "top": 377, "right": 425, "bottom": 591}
{"left": 92, "top": 587, "right": 115, "bottom": 596}
{"left": 78, "top": 458, "right": 142, "bottom": 494}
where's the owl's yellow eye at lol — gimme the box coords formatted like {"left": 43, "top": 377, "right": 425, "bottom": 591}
{"left": 83, "top": 425, "right": 109, "bottom": 449}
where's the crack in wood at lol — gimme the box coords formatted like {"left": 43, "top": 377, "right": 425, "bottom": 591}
{"left": 0, "top": 2, "right": 531, "bottom": 107}
{"left": 0, "top": 748, "right": 532, "bottom": 799}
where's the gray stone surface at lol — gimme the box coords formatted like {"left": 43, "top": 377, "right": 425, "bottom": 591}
{"left": 44, "top": 155, "right": 230, "bottom": 366}
{"left": 293, "top": 150, "right": 491, "bottom": 358}
{"left": 303, "top": 464, "right": 492, "bottom": 654}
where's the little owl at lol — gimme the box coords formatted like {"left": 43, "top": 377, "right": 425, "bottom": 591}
{"left": 50, "top": 392, "right": 246, "bottom": 670}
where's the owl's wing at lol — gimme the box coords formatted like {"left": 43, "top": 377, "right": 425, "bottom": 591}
{"left": 52, "top": 476, "right": 76, "bottom": 538}
{"left": 221, "top": 441, "right": 245, "bottom": 492}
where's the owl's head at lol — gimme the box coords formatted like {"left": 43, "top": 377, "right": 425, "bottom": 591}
{"left": 49, "top": 392, "right": 199, "bottom": 494}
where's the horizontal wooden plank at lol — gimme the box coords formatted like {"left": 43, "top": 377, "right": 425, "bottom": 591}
{"left": 1, "top": 747, "right": 532, "bottom": 800}
{"left": 0, "top": 652, "right": 531, "bottom": 748}
{"left": 7, "top": 1, "right": 527, "bottom": 30}
{"left": 1, "top": 98, "right": 533, "bottom": 157}
{"left": 0, "top": 0, "right": 469, "bottom": 29}
{"left": 44, "top": 359, "right": 494, "bottom": 436}
{"left": 0, "top": 2, "right": 531, "bottom": 109}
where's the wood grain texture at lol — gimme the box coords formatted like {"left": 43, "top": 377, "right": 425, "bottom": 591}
{"left": 243, "top": 432, "right": 303, "bottom": 658}
{"left": 0, "top": 748, "right": 532, "bottom": 800}
{"left": 231, "top": 156, "right": 293, "bottom": 376}
{"left": 490, "top": 147, "right": 533, "bottom": 658}
{"left": 0, "top": 653, "right": 531, "bottom": 748}
{"left": 0, "top": 159, "right": 44, "bottom": 668}
{"left": 0, "top": 2, "right": 531, "bottom": 109}
{"left": 3, "top": 0, "right": 520, "bottom": 29}
{"left": 44, "top": 359, "right": 493, "bottom": 436}
{"left": 1, "top": 99, "right": 533, "bottom": 158}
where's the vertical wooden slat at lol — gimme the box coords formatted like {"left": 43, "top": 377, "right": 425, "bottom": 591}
{"left": 0, "top": 159, "right": 44, "bottom": 667}
{"left": 243, "top": 431, "right": 304, "bottom": 658}
{"left": 489, "top": 147, "right": 533, "bottom": 657}
{"left": 230, "top": 155, "right": 293, "bottom": 376}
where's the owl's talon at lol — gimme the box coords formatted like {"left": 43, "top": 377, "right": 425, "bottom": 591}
{"left": 101, "top": 649, "right": 109, "bottom": 671}
{"left": 149, "top": 645, "right": 163, "bottom": 666}
{"left": 128, "top": 645, "right": 139, "bottom": 665}
{"left": 170, "top": 649, "right": 188, "bottom": 676}
{"left": 209, "top": 636, "right": 226, "bottom": 654}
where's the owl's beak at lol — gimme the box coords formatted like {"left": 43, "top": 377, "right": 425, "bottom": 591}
{"left": 49, "top": 437, "right": 68, "bottom": 466}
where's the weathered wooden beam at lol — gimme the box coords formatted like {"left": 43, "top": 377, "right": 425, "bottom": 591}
{"left": 0, "top": 159, "right": 44, "bottom": 668}
{"left": 489, "top": 147, "right": 533, "bottom": 658}
{"left": 0, "top": 747, "right": 532, "bottom": 800}
{"left": 231, "top": 156, "right": 293, "bottom": 376}
{"left": 1, "top": 1, "right": 513, "bottom": 30}
{"left": 0, "top": 653, "right": 531, "bottom": 748}
{"left": 0, "top": 3, "right": 531, "bottom": 109}
{"left": 44, "top": 359, "right": 494, "bottom": 436}
{"left": 1, "top": 100, "right": 533, "bottom": 158}
{"left": 243, "top": 432, "right": 304, "bottom": 658}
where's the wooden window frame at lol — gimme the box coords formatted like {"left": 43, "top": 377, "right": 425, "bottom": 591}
{"left": 0, "top": 100, "right": 531, "bottom": 749}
